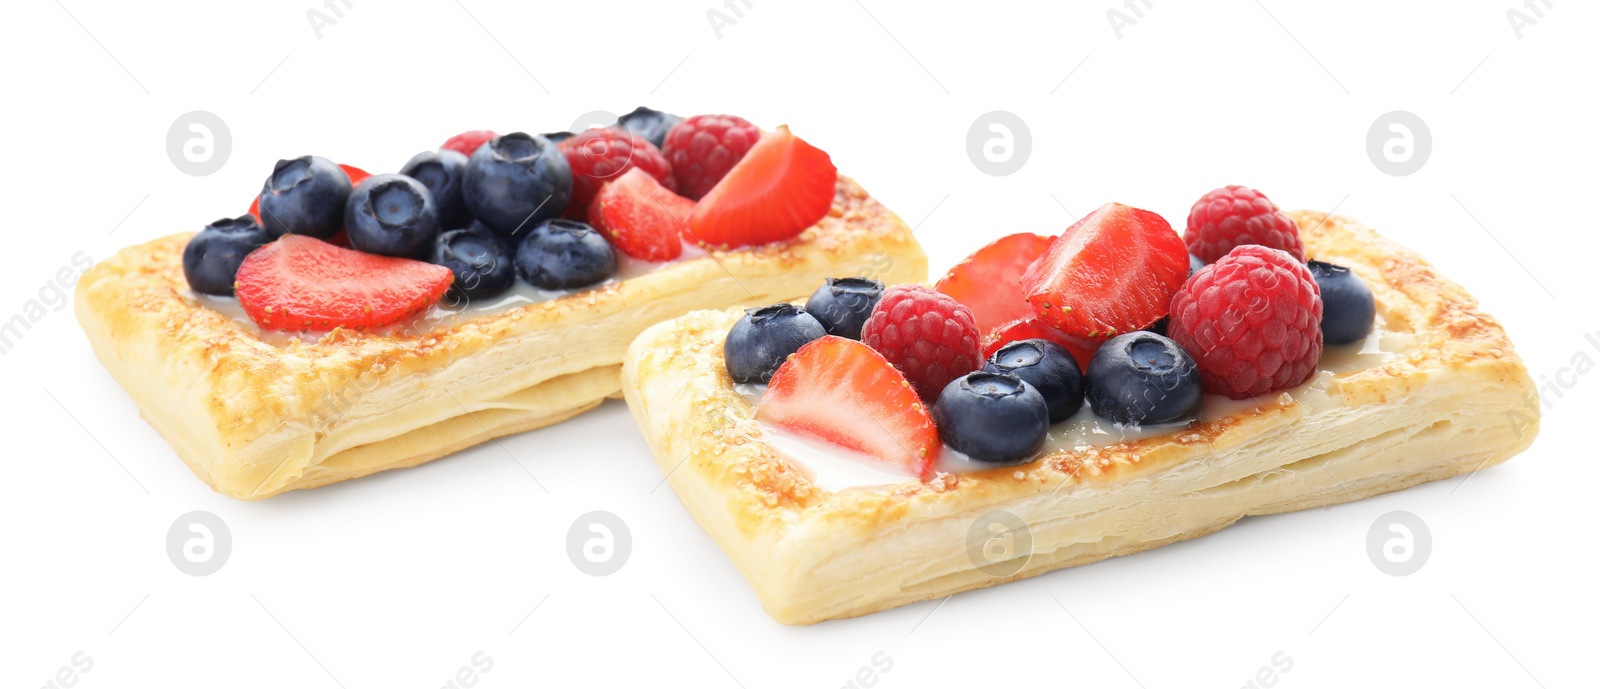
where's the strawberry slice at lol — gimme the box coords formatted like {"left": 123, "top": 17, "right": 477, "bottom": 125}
{"left": 1020, "top": 202, "right": 1189, "bottom": 340}
{"left": 982, "top": 318, "right": 1100, "bottom": 372}
{"left": 758, "top": 335, "right": 941, "bottom": 481}
{"left": 588, "top": 168, "right": 692, "bottom": 262}
{"left": 235, "top": 235, "right": 452, "bottom": 331}
{"left": 935, "top": 232, "right": 1054, "bottom": 334}
{"left": 687, "top": 125, "right": 837, "bottom": 249}
{"left": 249, "top": 164, "right": 369, "bottom": 223}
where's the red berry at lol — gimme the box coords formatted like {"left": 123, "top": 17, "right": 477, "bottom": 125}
{"left": 250, "top": 164, "right": 368, "bottom": 222}
{"left": 662, "top": 114, "right": 761, "bottom": 200}
{"left": 1184, "top": 185, "right": 1306, "bottom": 263}
{"left": 441, "top": 130, "right": 497, "bottom": 158}
{"left": 1167, "top": 245, "right": 1323, "bottom": 399}
{"left": 758, "top": 335, "right": 941, "bottom": 481}
{"left": 935, "top": 232, "right": 1053, "bottom": 334}
{"left": 559, "top": 129, "right": 676, "bottom": 220}
{"left": 235, "top": 235, "right": 453, "bottom": 331}
{"left": 981, "top": 318, "right": 1099, "bottom": 373}
{"left": 860, "top": 285, "right": 982, "bottom": 402}
{"left": 1020, "top": 202, "right": 1189, "bottom": 340}
{"left": 588, "top": 168, "right": 691, "bottom": 262}
{"left": 687, "top": 126, "right": 837, "bottom": 250}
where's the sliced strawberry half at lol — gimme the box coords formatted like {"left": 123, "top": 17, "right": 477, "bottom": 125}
{"left": 249, "top": 164, "right": 369, "bottom": 223}
{"left": 982, "top": 318, "right": 1100, "bottom": 372}
{"left": 686, "top": 125, "right": 837, "bottom": 250}
{"left": 1020, "top": 202, "right": 1189, "bottom": 340}
{"left": 588, "top": 168, "right": 692, "bottom": 262}
{"left": 935, "top": 232, "right": 1054, "bottom": 334}
{"left": 235, "top": 235, "right": 452, "bottom": 331}
{"left": 757, "top": 335, "right": 941, "bottom": 481}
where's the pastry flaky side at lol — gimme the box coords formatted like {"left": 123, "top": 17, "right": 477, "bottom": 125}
{"left": 75, "top": 176, "right": 927, "bottom": 500}
{"left": 621, "top": 211, "right": 1540, "bottom": 625}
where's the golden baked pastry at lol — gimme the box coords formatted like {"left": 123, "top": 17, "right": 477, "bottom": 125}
{"left": 620, "top": 210, "right": 1539, "bottom": 625}
{"left": 76, "top": 176, "right": 927, "bottom": 499}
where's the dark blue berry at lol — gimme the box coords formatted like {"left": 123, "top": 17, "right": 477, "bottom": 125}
{"left": 804, "top": 277, "right": 884, "bottom": 340}
{"left": 257, "top": 155, "right": 351, "bottom": 239}
{"left": 1085, "top": 332, "right": 1202, "bottom": 426}
{"left": 514, "top": 219, "right": 615, "bottom": 290}
{"left": 432, "top": 227, "right": 514, "bottom": 301}
{"left": 463, "top": 133, "right": 572, "bottom": 237}
{"left": 1189, "top": 253, "right": 1205, "bottom": 276}
{"left": 933, "top": 372, "right": 1049, "bottom": 463}
{"left": 542, "top": 131, "right": 574, "bottom": 144}
{"left": 723, "top": 304, "right": 826, "bottom": 384}
{"left": 982, "top": 339, "right": 1084, "bottom": 423}
{"left": 616, "top": 106, "right": 682, "bottom": 149}
{"left": 401, "top": 149, "right": 471, "bottom": 230}
{"left": 344, "top": 174, "right": 440, "bottom": 258}
{"left": 182, "top": 215, "right": 272, "bottom": 296}
{"left": 1308, "top": 260, "right": 1375, "bottom": 346}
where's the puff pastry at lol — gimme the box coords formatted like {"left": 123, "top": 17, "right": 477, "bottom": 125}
{"left": 76, "top": 176, "right": 927, "bottom": 499}
{"left": 620, "top": 210, "right": 1540, "bottom": 625}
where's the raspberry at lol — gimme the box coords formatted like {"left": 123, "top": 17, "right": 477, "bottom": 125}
{"left": 662, "top": 114, "right": 761, "bottom": 200}
{"left": 1184, "top": 186, "right": 1306, "bottom": 263}
{"left": 558, "top": 128, "right": 676, "bottom": 218}
{"left": 861, "top": 285, "right": 982, "bottom": 401}
{"left": 1167, "top": 245, "right": 1323, "bottom": 399}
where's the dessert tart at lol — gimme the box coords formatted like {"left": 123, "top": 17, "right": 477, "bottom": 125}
{"left": 621, "top": 187, "right": 1538, "bottom": 625}
{"left": 76, "top": 112, "right": 927, "bottom": 499}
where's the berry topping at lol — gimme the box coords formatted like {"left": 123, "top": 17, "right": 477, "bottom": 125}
{"left": 935, "top": 232, "right": 1054, "bottom": 334}
{"left": 1168, "top": 245, "right": 1323, "bottom": 399}
{"left": 1020, "top": 202, "right": 1189, "bottom": 340}
{"left": 723, "top": 304, "right": 827, "bottom": 384}
{"left": 257, "top": 155, "right": 352, "bottom": 239}
{"left": 235, "top": 235, "right": 452, "bottom": 330}
{"left": 934, "top": 372, "right": 1049, "bottom": 464}
{"left": 982, "top": 339, "right": 1085, "bottom": 423}
{"left": 804, "top": 277, "right": 885, "bottom": 340}
{"left": 463, "top": 132, "right": 572, "bottom": 238}
{"left": 616, "top": 106, "right": 682, "bottom": 149}
{"left": 588, "top": 168, "right": 693, "bottom": 262}
{"left": 344, "top": 174, "right": 440, "bottom": 258}
{"left": 401, "top": 150, "right": 471, "bottom": 230}
{"left": 542, "top": 131, "right": 574, "bottom": 144}
{"left": 431, "top": 227, "right": 514, "bottom": 301}
{"left": 1308, "top": 260, "right": 1375, "bottom": 346}
{"left": 559, "top": 128, "right": 677, "bottom": 219}
{"left": 758, "top": 335, "right": 941, "bottom": 480}
{"left": 981, "top": 318, "right": 1100, "bottom": 372}
{"left": 441, "top": 130, "right": 497, "bottom": 158}
{"left": 182, "top": 215, "right": 272, "bottom": 296}
{"left": 514, "top": 218, "right": 616, "bottom": 290}
{"left": 1085, "top": 332, "right": 1203, "bottom": 425}
{"left": 860, "top": 285, "right": 982, "bottom": 402}
{"left": 687, "top": 126, "right": 837, "bottom": 250}
{"left": 1184, "top": 185, "right": 1306, "bottom": 263}
{"left": 662, "top": 114, "right": 762, "bottom": 200}
{"left": 1189, "top": 253, "right": 1205, "bottom": 276}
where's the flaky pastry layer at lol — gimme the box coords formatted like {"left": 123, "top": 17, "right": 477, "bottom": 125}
{"left": 77, "top": 177, "right": 927, "bottom": 499}
{"left": 620, "top": 211, "right": 1539, "bottom": 625}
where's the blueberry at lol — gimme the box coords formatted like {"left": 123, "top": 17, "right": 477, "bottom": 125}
{"left": 1308, "top": 260, "right": 1375, "bottom": 346}
{"left": 432, "top": 227, "right": 515, "bottom": 301}
{"left": 804, "top": 277, "right": 884, "bottom": 340}
{"left": 933, "top": 372, "right": 1049, "bottom": 463}
{"left": 1085, "top": 332, "right": 1202, "bottom": 426}
{"left": 345, "top": 174, "right": 440, "bottom": 258}
{"left": 401, "top": 149, "right": 471, "bottom": 230}
{"left": 257, "top": 155, "right": 352, "bottom": 239}
{"left": 542, "top": 131, "right": 574, "bottom": 144}
{"left": 1146, "top": 317, "right": 1169, "bottom": 337}
{"left": 182, "top": 215, "right": 273, "bottom": 296}
{"left": 1189, "top": 253, "right": 1205, "bottom": 276}
{"left": 463, "top": 132, "right": 572, "bottom": 237}
{"left": 514, "top": 219, "right": 615, "bottom": 290}
{"left": 616, "top": 106, "right": 682, "bottom": 149}
{"left": 723, "top": 304, "right": 826, "bottom": 384}
{"left": 982, "top": 339, "right": 1084, "bottom": 423}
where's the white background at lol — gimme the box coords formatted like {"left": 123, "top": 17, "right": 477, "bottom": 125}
{"left": 3, "top": 1, "right": 1595, "bottom": 686}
